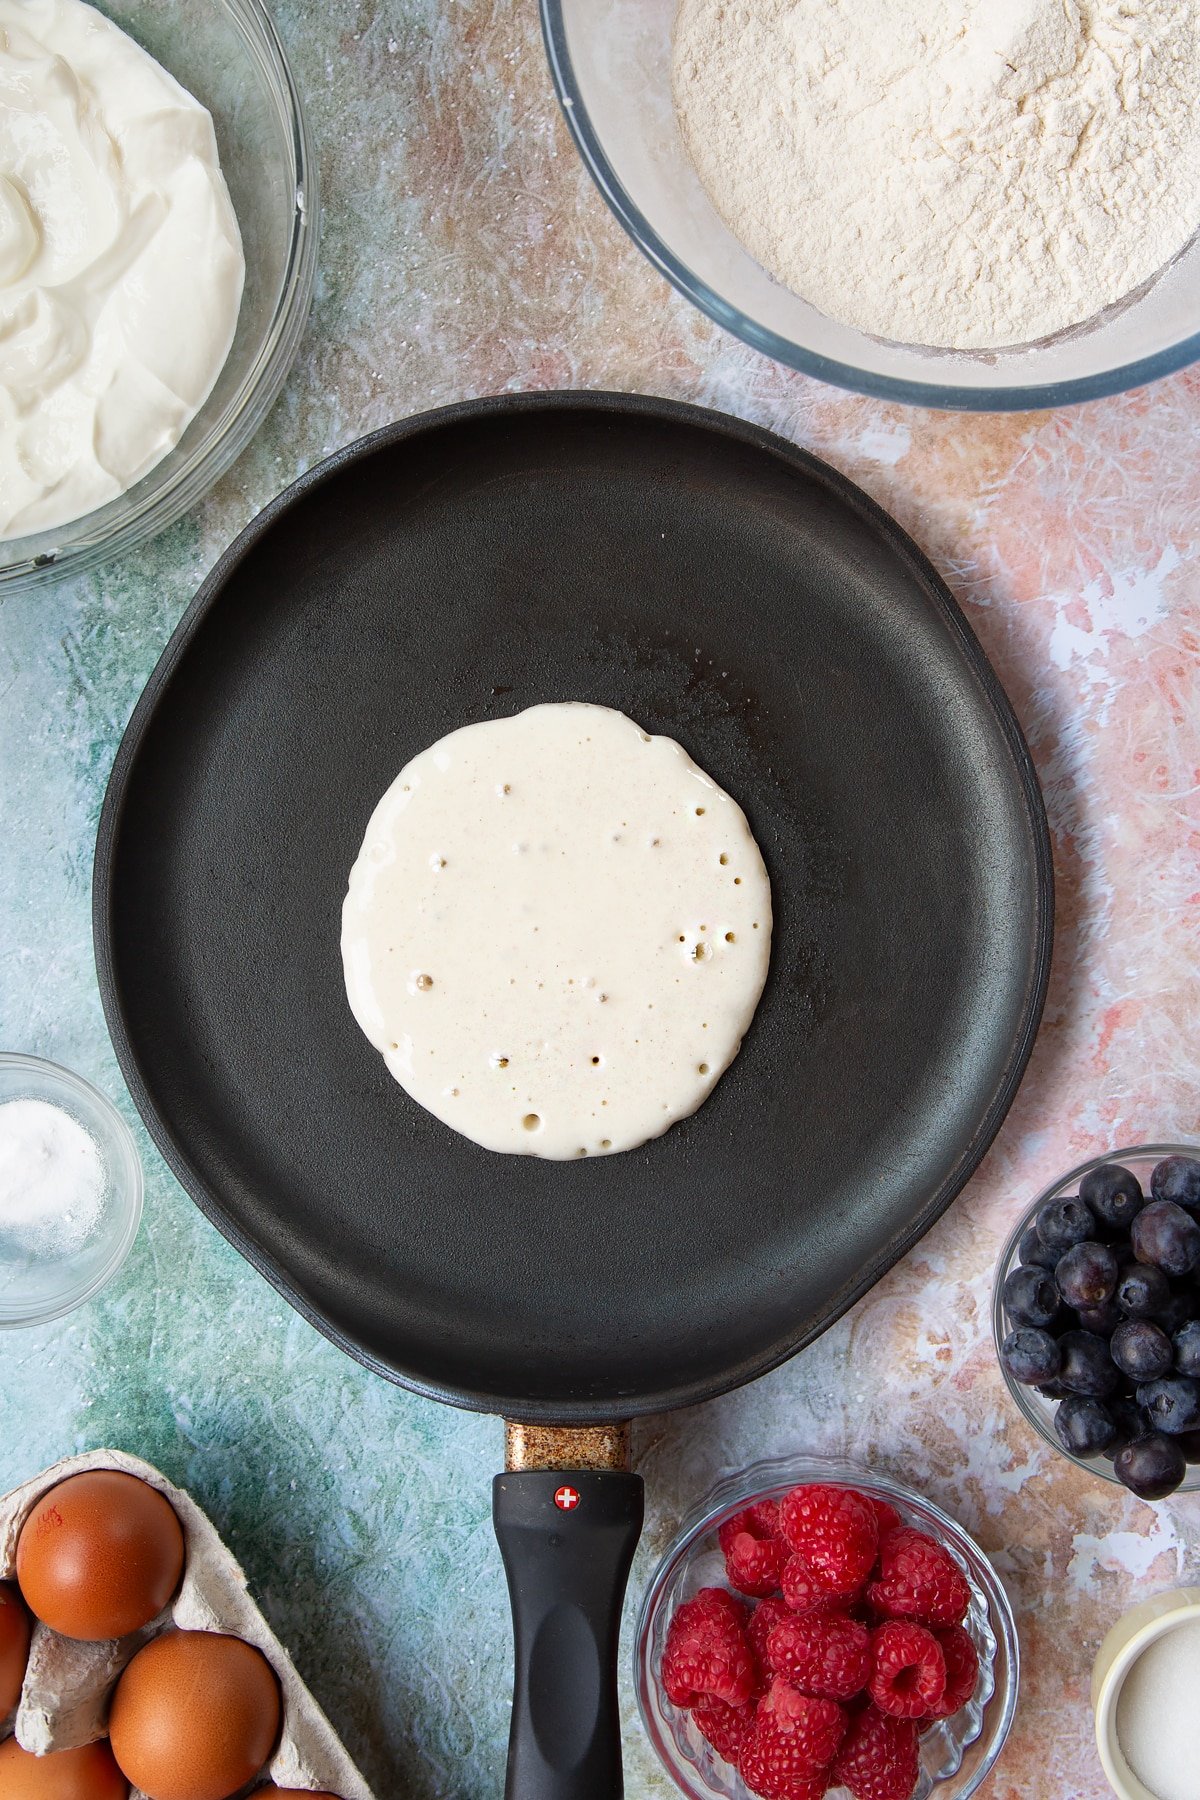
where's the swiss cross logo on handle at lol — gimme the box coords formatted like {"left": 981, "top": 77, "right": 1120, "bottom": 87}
{"left": 554, "top": 1484, "right": 581, "bottom": 1512}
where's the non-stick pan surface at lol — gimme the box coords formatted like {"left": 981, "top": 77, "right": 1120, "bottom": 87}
{"left": 95, "top": 394, "right": 1052, "bottom": 1421}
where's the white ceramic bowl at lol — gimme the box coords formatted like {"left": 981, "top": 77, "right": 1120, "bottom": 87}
{"left": 1092, "top": 1588, "right": 1200, "bottom": 1800}
{"left": 0, "top": 1054, "right": 143, "bottom": 1327}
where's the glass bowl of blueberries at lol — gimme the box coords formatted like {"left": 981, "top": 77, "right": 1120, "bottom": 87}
{"left": 993, "top": 1145, "right": 1200, "bottom": 1500}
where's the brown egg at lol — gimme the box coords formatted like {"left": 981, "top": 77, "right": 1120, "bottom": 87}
{"left": 0, "top": 1736, "right": 129, "bottom": 1799}
{"left": 0, "top": 1579, "right": 32, "bottom": 1713}
{"left": 16, "top": 1471, "right": 185, "bottom": 1641}
{"left": 110, "top": 1629, "right": 281, "bottom": 1800}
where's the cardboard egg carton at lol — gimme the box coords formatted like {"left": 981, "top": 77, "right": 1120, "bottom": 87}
{"left": 0, "top": 1449, "right": 374, "bottom": 1800}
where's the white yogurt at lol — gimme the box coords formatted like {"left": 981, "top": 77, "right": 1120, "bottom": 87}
{"left": 341, "top": 703, "right": 773, "bottom": 1159}
{"left": 0, "top": 0, "right": 245, "bottom": 539}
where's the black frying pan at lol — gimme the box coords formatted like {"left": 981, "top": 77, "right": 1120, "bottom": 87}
{"left": 94, "top": 394, "right": 1052, "bottom": 1799}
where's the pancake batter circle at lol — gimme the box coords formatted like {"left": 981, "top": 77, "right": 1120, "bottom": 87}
{"left": 341, "top": 703, "right": 772, "bottom": 1158}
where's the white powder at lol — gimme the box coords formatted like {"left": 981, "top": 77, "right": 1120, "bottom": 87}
{"left": 672, "top": 0, "right": 1200, "bottom": 349}
{"left": 1116, "top": 1620, "right": 1200, "bottom": 1800}
{"left": 0, "top": 1099, "right": 106, "bottom": 1258}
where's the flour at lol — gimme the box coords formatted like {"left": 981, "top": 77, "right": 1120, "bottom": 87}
{"left": 0, "top": 1099, "right": 105, "bottom": 1258}
{"left": 672, "top": 0, "right": 1200, "bottom": 350}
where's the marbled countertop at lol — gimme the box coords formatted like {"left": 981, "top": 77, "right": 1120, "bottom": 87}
{"left": 3, "top": 3, "right": 1200, "bottom": 1797}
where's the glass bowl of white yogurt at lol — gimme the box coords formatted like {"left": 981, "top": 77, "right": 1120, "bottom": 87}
{"left": 541, "top": 0, "right": 1200, "bottom": 410}
{"left": 0, "top": 1053, "right": 143, "bottom": 1327}
{"left": 0, "top": 0, "right": 316, "bottom": 593}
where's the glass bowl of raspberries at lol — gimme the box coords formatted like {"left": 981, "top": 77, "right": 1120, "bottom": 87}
{"left": 994, "top": 1145, "right": 1200, "bottom": 1501}
{"left": 635, "top": 1455, "right": 1018, "bottom": 1800}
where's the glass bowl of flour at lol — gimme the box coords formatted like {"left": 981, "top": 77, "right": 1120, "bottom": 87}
{"left": 0, "top": 1054, "right": 143, "bottom": 1327}
{"left": 541, "top": 0, "right": 1200, "bottom": 410}
{"left": 0, "top": 0, "right": 317, "bottom": 594}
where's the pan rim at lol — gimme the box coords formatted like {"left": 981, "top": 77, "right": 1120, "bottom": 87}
{"left": 93, "top": 390, "right": 1055, "bottom": 1422}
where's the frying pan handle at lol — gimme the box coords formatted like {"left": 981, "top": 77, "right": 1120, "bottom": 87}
{"left": 493, "top": 1469, "right": 645, "bottom": 1800}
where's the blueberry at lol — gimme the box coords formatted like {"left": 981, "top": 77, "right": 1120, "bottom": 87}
{"left": 1081, "top": 1163, "right": 1144, "bottom": 1232}
{"left": 1116, "top": 1263, "right": 1171, "bottom": 1319}
{"left": 1036, "top": 1379, "right": 1068, "bottom": 1400}
{"left": 1175, "top": 1427, "right": 1200, "bottom": 1464}
{"left": 1111, "top": 1320, "right": 1174, "bottom": 1382}
{"left": 1000, "top": 1327, "right": 1062, "bottom": 1386}
{"left": 1131, "top": 1201, "right": 1200, "bottom": 1276}
{"left": 1057, "top": 1329, "right": 1121, "bottom": 1397}
{"left": 1037, "top": 1196, "right": 1097, "bottom": 1252}
{"left": 1151, "top": 1156, "right": 1200, "bottom": 1214}
{"left": 1002, "top": 1264, "right": 1062, "bottom": 1330}
{"left": 1053, "top": 1394, "right": 1116, "bottom": 1458}
{"left": 1137, "top": 1377, "right": 1200, "bottom": 1435}
{"left": 1018, "top": 1225, "right": 1059, "bottom": 1271}
{"left": 1114, "top": 1433, "right": 1187, "bottom": 1500}
{"left": 1102, "top": 1396, "right": 1152, "bottom": 1459}
{"left": 1076, "top": 1300, "right": 1123, "bottom": 1338}
{"left": 1055, "top": 1241, "right": 1118, "bottom": 1310}
{"left": 1174, "top": 1319, "right": 1200, "bottom": 1378}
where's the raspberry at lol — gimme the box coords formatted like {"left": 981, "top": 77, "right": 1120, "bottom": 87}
{"left": 720, "top": 1502, "right": 789, "bottom": 1597}
{"left": 921, "top": 1624, "right": 979, "bottom": 1720}
{"left": 779, "top": 1485, "right": 878, "bottom": 1597}
{"left": 719, "top": 1498, "right": 783, "bottom": 1544}
{"left": 739, "top": 1752, "right": 829, "bottom": 1800}
{"left": 781, "top": 1553, "right": 844, "bottom": 1614}
{"left": 758, "top": 1676, "right": 847, "bottom": 1761}
{"left": 739, "top": 1679, "right": 846, "bottom": 1799}
{"left": 739, "top": 1751, "right": 829, "bottom": 1800}
{"left": 692, "top": 1694, "right": 757, "bottom": 1763}
{"left": 867, "top": 1529, "right": 971, "bottom": 1629}
{"left": 689, "top": 1586, "right": 749, "bottom": 1627}
{"left": 868, "top": 1620, "right": 946, "bottom": 1718}
{"left": 831, "top": 1703, "right": 920, "bottom": 1800}
{"left": 662, "top": 1589, "right": 757, "bottom": 1707}
{"left": 768, "top": 1609, "right": 872, "bottom": 1700}
{"left": 868, "top": 1498, "right": 902, "bottom": 1541}
{"left": 749, "top": 1597, "right": 793, "bottom": 1670}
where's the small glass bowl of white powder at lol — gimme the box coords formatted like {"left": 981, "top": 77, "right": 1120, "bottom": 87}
{"left": 0, "top": 1053, "right": 143, "bottom": 1328}
{"left": 1093, "top": 1589, "right": 1200, "bottom": 1800}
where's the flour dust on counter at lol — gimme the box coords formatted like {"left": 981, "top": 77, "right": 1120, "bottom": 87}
{"left": 341, "top": 702, "right": 772, "bottom": 1159}
{"left": 672, "top": 0, "right": 1200, "bottom": 350}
